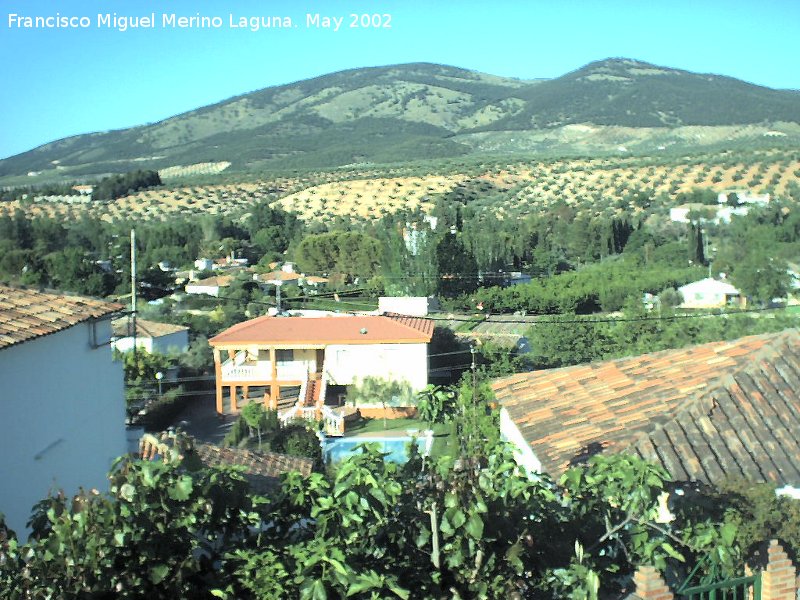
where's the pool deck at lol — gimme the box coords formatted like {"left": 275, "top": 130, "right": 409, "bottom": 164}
{"left": 344, "top": 429, "right": 430, "bottom": 439}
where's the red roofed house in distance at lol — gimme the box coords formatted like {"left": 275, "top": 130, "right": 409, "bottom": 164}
{"left": 209, "top": 312, "right": 434, "bottom": 433}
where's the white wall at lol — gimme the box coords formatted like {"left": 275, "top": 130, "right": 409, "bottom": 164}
{"left": 0, "top": 321, "right": 126, "bottom": 538}
{"left": 378, "top": 296, "right": 430, "bottom": 316}
{"left": 151, "top": 330, "right": 189, "bottom": 354}
{"left": 185, "top": 284, "right": 220, "bottom": 297}
{"left": 499, "top": 408, "right": 542, "bottom": 475}
{"left": 324, "top": 343, "right": 428, "bottom": 391}
{"left": 112, "top": 330, "right": 189, "bottom": 355}
{"left": 111, "top": 335, "right": 154, "bottom": 354}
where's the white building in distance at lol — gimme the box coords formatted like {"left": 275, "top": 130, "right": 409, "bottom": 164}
{"left": 111, "top": 317, "right": 189, "bottom": 354}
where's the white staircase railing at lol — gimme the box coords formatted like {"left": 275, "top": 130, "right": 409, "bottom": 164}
{"left": 321, "top": 405, "right": 345, "bottom": 436}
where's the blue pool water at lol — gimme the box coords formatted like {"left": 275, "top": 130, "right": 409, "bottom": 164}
{"left": 322, "top": 434, "right": 431, "bottom": 464}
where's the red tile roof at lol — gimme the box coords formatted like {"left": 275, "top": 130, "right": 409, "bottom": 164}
{"left": 255, "top": 270, "right": 302, "bottom": 283}
{"left": 192, "top": 442, "right": 314, "bottom": 493}
{"left": 188, "top": 276, "right": 232, "bottom": 287}
{"left": 0, "top": 284, "right": 123, "bottom": 350}
{"left": 493, "top": 330, "right": 800, "bottom": 486}
{"left": 112, "top": 317, "right": 188, "bottom": 339}
{"left": 209, "top": 313, "right": 434, "bottom": 347}
{"left": 140, "top": 432, "right": 313, "bottom": 493}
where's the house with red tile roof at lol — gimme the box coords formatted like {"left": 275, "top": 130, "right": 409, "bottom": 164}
{"left": 0, "top": 285, "right": 126, "bottom": 537}
{"left": 140, "top": 432, "right": 314, "bottom": 493}
{"left": 111, "top": 317, "right": 189, "bottom": 354}
{"left": 208, "top": 313, "right": 434, "bottom": 432}
{"left": 253, "top": 270, "right": 302, "bottom": 287}
{"left": 492, "top": 329, "right": 800, "bottom": 489}
{"left": 185, "top": 275, "right": 233, "bottom": 297}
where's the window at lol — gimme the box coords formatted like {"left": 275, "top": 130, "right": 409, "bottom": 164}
{"left": 276, "top": 349, "right": 294, "bottom": 364}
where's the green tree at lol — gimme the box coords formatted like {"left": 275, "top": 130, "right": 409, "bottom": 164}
{"left": 731, "top": 252, "right": 791, "bottom": 304}
{"left": 527, "top": 317, "right": 616, "bottom": 369}
{"left": 436, "top": 233, "right": 478, "bottom": 297}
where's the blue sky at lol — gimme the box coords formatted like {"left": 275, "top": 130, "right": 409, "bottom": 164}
{"left": 1, "top": 0, "right": 798, "bottom": 159}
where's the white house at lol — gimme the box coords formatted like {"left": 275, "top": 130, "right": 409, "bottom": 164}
{"left": 299, "top": 275, "right": 329, "bottom": 293}
{"left": 717, "top": 191, "right": 770, "bottom": 205}
{"left": 111, "top": 317, "right": 189, "bottom": 354}
{"left": 0, "top": 285, "right": 126, "bottom": 537}
{"left": 253, "top": 270, "right": 301, "bottom": 288}
{"left": 378, "top": 296, "right": 432, "bottom": 317}
{"left": 194, "top": 258, "right": 214, "bottom": 271}
{"left": 669, "top": 204, "right": 749, "bottom": 224}
{"left": 678, "top": 277, "right": 746, "bottom": 309}
{"left": 185, "top": 275, "right": 232, "bottom": 297}
{"left": 208, "top": 313, "right": 434, "bottom": 431}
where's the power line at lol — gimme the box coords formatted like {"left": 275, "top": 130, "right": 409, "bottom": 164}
{"left": 425, "top": 304, "right": 793, "bottom": 325}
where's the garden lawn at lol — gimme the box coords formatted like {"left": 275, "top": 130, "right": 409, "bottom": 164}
{"left": 345, "top": 417, "right": 457, "bottom": 459}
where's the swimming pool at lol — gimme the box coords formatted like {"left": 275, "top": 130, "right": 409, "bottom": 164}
{"left": 322, "top": 432, "right": 433, "bottom": 464}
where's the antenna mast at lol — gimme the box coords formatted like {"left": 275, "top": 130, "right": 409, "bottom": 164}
{"left": 131, "top": 229, "right": 137, "bottom": 360}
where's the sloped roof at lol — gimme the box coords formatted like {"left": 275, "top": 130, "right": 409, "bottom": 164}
{"left": 0, "top": 284, "right": 123, "bottom": 350}
{"left": 493, "top": 330, "right": 800, "bottom": 487}
{"left": 140, "top": 432, "right": 313, "bottom": 494}
{"left": 255, "top": 270, "right": 302, "bottom": 283}
{"left": 679, "top": 277, "right": 741, "bottom": 295}
{"left": 187, "top": 276, "right": 232, "bottom": 287}
{"left": 112, "top": 317, "right": 188, "bottom": 339}
{"left": 209, "top": 313, "right": 434, "bottom": 347}
{"left": 192, "top": 442, "right": 314, "bottom": 493}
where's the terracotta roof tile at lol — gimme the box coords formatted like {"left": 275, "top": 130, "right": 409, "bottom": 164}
{"left": 188, "top": 276, "right": 232, "bottom": 287}
{"left": 209, "top": 314, "right": 433, "bottom": 347}
{"left": 494, "top": 330, "right": 800, "bottom": 486}
{"left": 140, "top": 433, "right": 314, "bottom": 494}
{"left": 112, "top": 317, "right": 188, "bottom": 339}
{"left": 192, "top": 442, "right": 313, "bottom": 493}
{"left": 0, "top": 284, "right": 123, "bottom": 350}
{"left": 255, "top": 271, "right": 302, "bottom": 283}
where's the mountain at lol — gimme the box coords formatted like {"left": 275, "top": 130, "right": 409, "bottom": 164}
{"left": 475, "top": 58, "right": 800, "bottom": 129}
{"left": 2, "top": 59, "right": 799, "bottom": 180}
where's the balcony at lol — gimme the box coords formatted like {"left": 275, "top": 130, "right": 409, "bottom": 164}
{"left": 221, "top": 360, "right": 313, "bottom": 382}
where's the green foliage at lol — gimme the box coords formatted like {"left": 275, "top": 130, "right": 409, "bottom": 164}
{"left": 416, "top": 385, "right": 458, "bottom": 424}
{"left": 1, "top": 451, "right": 257, "bottom": 598}
{"left": 378, "top": 213, "right": 439, "bottom": 296}
{"left": 436, "top": 232, "right": 479, "bottom": 297}
{"left": 5, "top": 60, "right": 800, "bottom": 177}
{"left": 240, "top": 402, "right": 275, "bottom": 448}
{"left": 559, "top": 454, "right": 741, "bottom": 588}
{"left": 730, "top": 252, "right": 791, "bottom": 304}
{"left": 676, "top": 187, "right": 719, "bottom": 206}
{"left": 222, "top": 408, "right": 321, "bottom": 467}
{"left": 93, "top": 169, "right": 162, "bottom": 201}
{"left": 346, "top": 376, "right": 415, "bottom": 408}
{"left": 270, "top": 423, "right": 323, "bottom": 468}
{"left": 526, "top": 303, "right": 799, "bottom": 370}
{"left": 713, "top": 479, "right": 800, "bottom": 559}
{"left": 465, "top": 259, "right": 701, "bottom": 315}
{"left": 0, "top": 403, "right": 765, "bottom": 600}
{"left": 659, "top": 287, "right": 683, "bottom": 308}
{"left": 246, "top": 201, "right": 301, "bottom": 261}
{"left": 295, "top": 231, "right": 381, "bottom": 281}
{"left": 120, "top": 348, "right": 176, "bottom": 385}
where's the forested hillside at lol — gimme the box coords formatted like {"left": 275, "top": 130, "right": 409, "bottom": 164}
{"left": 3, "top": 58, "right": 800, "bottom": 182}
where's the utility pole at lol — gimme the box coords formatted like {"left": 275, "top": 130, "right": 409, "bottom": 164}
{"left": 131, "top": 229, "right": 137, "bottom": 361}
{"left": 470, "top": 341, "right": 477, "bottom": 391}
{"left": 470, "top": 341, "right": 478, "bottom": 460}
